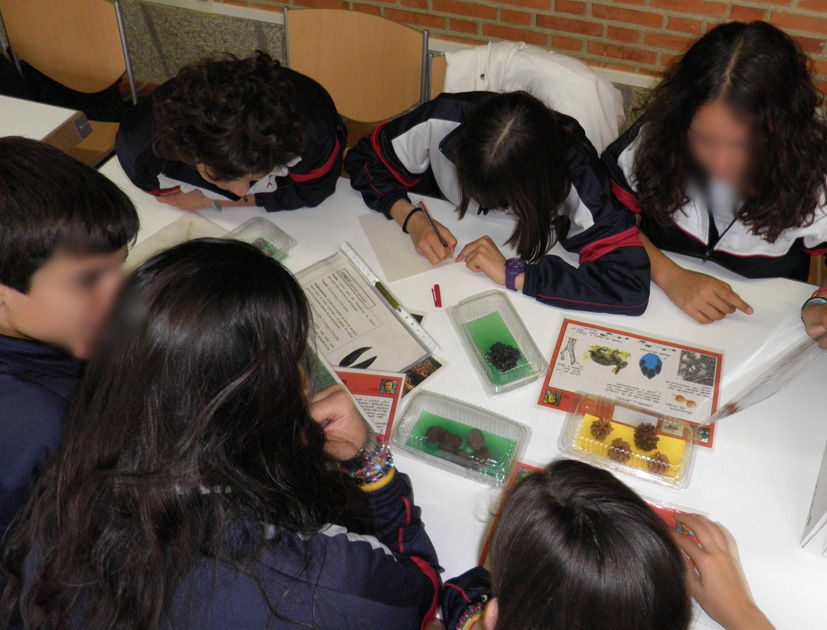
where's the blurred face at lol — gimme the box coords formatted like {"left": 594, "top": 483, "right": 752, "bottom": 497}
{"left": 195, "top": 164, "right": 267, "bottom": 197}
{"left": 0, "top": 248, "right": 127, "bottom": 359}
{"left": 687, "top": 98, "right": 753, "bottom": 186}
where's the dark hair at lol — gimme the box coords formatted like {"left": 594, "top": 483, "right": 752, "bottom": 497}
{"left": 1, "top": 239, "right": 372, "bottom": 630}
{"left": 633, "top": 21, "right": 827, "bottom": 243}
{"left": 0, "top": 137, "right": 139, "bottom": 293}
{"left": 152, "top": 51, "right": 308, "bottom": 182}
{"left": 454, "top": 91, "right": 572, "bottom": 263}
{"left": 490, "top": 459, "right": 692, "bottom": 630}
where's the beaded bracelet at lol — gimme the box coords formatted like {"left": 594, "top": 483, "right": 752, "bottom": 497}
{"left": 345, "top": 436, "right": 395, "bottom": 489}
{"left": 401, "top": 207, "right": 424, "bottom": 234}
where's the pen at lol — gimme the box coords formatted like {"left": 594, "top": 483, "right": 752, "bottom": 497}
{"left": 418, "top": 201, "right": 449, "bottom": 248}
{"left": 432, "top": 284, "right": 442, "bottom": 308}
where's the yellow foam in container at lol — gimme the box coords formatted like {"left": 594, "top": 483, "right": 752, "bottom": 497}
{"left": 575, "top": 414, "right": 687, "bottom": 480}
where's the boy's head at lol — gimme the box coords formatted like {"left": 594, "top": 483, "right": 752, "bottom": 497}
{"left": 487, "top": 459, "right": 692, "bottom": 630}
{"left": 0, "top": 137, "right": 140, "bottom": 359}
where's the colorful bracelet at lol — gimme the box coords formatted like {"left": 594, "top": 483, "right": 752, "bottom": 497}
{"left": 812, "top": 287, "right": 827, "bottom": 297}
{"left": 801, "top": 296, "right": 827, "bottom": 313}
{"left": 345, "top": 436, "right": 395, "bottom": 489}
{"left": 401, "top": 207, "right": 423, "bottom": 234}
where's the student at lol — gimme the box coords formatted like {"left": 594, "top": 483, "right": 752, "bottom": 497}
{"left": 345, "top": 91, "right": 650, "bottom": 315}
{"left": 442, "top": 459, "right": 774, "bottom": 630}
{"left": 116, "top": 51, "right": 345, "bottom": 212}
{"left": 0, "top": 138, "right": 139, "bottom": 553}
{"left": 1, "top": 239, "right": 440, "bottom": 630}
{"left": 603, "top": 22, "right": 827, "bottom": 329}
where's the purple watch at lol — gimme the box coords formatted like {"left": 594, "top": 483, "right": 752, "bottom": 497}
{"left": 505, "top": 258, "right": 526, "bottom": 291}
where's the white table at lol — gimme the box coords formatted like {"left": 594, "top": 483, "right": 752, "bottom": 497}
{"left": 0, "top": 94, "right": 90, "bottom": 150}
{"left": 101, "top": 157, "right": 827, "bottom": 629}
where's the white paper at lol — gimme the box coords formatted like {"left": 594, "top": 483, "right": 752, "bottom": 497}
{"left": 126, "top": 213, "right": 227, "bottom": 271}
{"left": 358, "top": 212, "right": 452, "bottom": 282}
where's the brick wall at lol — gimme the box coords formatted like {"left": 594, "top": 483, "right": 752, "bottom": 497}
{"left": 221, "top": 0, "right": 827, "bottom": 90}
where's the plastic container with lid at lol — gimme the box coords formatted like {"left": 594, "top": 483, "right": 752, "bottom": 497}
{"left": 558, "top": 393, "right": 698, "bottom": 489}
{"left": 226, "top": 217, "right": 297, "bottom": 261}
{"left": 448, "top": 290, "right": 546, "bottom": 395}
{"left": 391, "top": 390, "right": 530, "bottom": 486}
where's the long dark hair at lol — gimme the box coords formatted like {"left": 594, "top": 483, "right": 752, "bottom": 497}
{"left": 1, "top": 239, "right": 372, "bottom": 630}
{"left": 454, "top": 91, "right": 572, "bottom": 263}
{"left": 153, "top": 51, "right": 308, "bottom": 181}
{"left": 490, "top": 459, "right": 692, "bottom": 630}
{"left": 633, "top": 21, "right": 827, "bottom": 242}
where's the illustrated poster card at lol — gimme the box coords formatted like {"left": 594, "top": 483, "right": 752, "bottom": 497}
{"left": 538, "top": 320, "right": 723, "bottom": 448}
{"left": 335, "top": 368, "right": 405, "bottom": 439}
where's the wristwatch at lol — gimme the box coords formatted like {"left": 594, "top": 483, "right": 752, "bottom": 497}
{"left": 505, "top": 258, "right": 526, "bottom": 291}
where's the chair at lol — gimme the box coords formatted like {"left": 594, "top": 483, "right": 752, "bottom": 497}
{"left": 283, "top": 7, "right": 429, "bottom": 124}
{"left": 429, "top": 52, "right": 447, "bottom": 100}
{"left": 0, "top": 0, "right": 137, "bottom": 104}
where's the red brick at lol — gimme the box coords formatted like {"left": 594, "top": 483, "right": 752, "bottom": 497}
{"left": 501, "top": 9, "right": 532, "bottom": 27}
{"left": 729, "top": 6, "right": 768, "bottom": 22}
{"left": 613, "top": 0, "right": 646, "bottom": 5}
{"left": 608, "top": 26, "right": 641, "bottom": 44}
{"left": 603, "top": 61, "right": 641, "bottom": 74}
{"left": 800, "top": 0, "right": 827, "bottom": 11}
{"left": 666, "top": 17, "right": 703, "bottom": 35}
{"left": 554, "top": 0, "right": 586, "bottom": 15}
{"left": 432, "top": 0, "right": 497, "bottom": 20}
{"left": 591, "top": 5, "right": 663, "bottom": 29}
{"left": 772, "top": 13, "right": 827, "bottom": 37}
{"left": 551, "top": 35, "right": 584, "bottom": 52}
{"left": 649, "top": 0, "right": 727, "bottom": 18}
{"left": 644, "top": 32, "right": 694, "bottom": 52}
{"left": 587, "top": 41, "right": 657, "bottom": 65}
{"left": 400, "top": 0, "right": 429, "bottom": 9}
{"left": 449, "top": 18, "right": 478, "bottom": 34}
{"left": 640, "top": 68, "right": 664, "bottom": 78}
{"left": 440, "top": 33, "right": 486, "bottom": 45}
{"left": 498, "top": 0, "right": 551, "bottom": 11}
{"left": 292, "top": 0, "right": 349, "bottom": 9}
{"left": 796, "top": 36, "right": 827, "bottom": 55}
{"left": 812, "top": 59, "right": 827, "bottom": 76}
{"left": 661, "top": 52, "right": 681, "bottom": 67}
{"left": 536, "top": 15, "right": 604, "bottom": 37}
{"left": 747, "top": 0, "right": 792, "bottom": 4}
{"left": 483, "top": 24, "right": 549, "bottom": 47}
{"left": 384, "top": 8, "right": 446, "bottom": 28}
{"left": 352, "top": 2, "right": 382, "bottom": 14}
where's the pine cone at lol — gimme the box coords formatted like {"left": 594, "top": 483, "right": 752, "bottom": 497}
{"left": 607, "top": 438, "right": 632, "bottom": 464}
{"left": 634, "top": 423, "right": 660, "bottom": 451}
{"left": 648, "top": 452, "right": 670, "bottom": 476}
{"left": 590, "top": 416, "right": 613, "bottom": 441}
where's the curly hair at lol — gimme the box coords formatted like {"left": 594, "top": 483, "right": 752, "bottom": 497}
{"left": 152, "top": 51, "right": 307, "bottom": 181}
{"left": 632, "top": 21, "right": 827, "bottom": 243}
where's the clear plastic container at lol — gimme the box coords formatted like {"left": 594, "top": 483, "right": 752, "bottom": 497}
{"left": 226, "top": 217, "right": 297, "bottom": 261}
{"left": 558, "top": 394, "right": 697, "bottom": 489}
{"left": 392, "top": 390, "right": 531, "bottom": 486}
{"left": 448, "top": 290, "right": 547, "bottom": 395}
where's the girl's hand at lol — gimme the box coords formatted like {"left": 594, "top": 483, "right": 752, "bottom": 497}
{"left": 663, "top": 267, "right": 753, "bottom": 324}
{"left": 456, "top": 236, "right": 508, "bottom": 286}
{"left": 802, "top": 303, "right": 827, "bottom": 350}
{"left": 673, "top": 514, "right": 774, "bottom": 630}
{"left": 155, "top": 190, "right": 214, "bottom": 211}
{"left": 309, "top": 386, "right": 368, "bottom": 461}
{"left": 407, "top": 211, "right": 458, "bottom": 264}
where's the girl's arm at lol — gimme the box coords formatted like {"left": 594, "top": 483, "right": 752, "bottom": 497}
{"left": 801, "top": 286, "right": 827, "bottom": 349}
{"left": 639, "top": 232, "right": 754, "bottom": 324}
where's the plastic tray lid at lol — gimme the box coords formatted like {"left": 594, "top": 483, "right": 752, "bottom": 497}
{"left": 391, "top": 389, "right": 531, "bottom": 487}
{"left": 447, "top": 290, "right": 547, "bottom": 395}
{"left": 557, "top": 393, "right": 698, "bottom": 489}
{"left": 226, "top": 217, "right": 298, "bottom": 261}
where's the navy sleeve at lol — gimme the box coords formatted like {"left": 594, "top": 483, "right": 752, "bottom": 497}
{"left": 255, "top": 125, "right": 347, "bottom": 212}
{"left": 115, "top": 98, "right": 170, "bottom": 194}
{"left": 521, "top": 129, "right": 651, "bottom": 316}
{"left": 441, "top": 567, "right": 492, "bottom": 630}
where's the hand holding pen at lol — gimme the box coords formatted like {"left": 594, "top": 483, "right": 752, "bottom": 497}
{"left": 391, "top": 199, "right": 458, "bottom": 264}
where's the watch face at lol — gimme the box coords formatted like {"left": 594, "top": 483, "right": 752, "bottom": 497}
{"left": 506, "top": 258, "right": 526, "bottom": 270}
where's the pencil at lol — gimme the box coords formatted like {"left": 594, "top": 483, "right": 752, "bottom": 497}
{"left": 418, "top": 201, "right": 449, "bottom": 248}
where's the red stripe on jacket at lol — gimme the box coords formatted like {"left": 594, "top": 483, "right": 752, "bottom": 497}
{"left": 578, "top": 227, "right": 643, "bottom": 264}
{"left": 369, "top": 122, "right": 422, "bottom": 188}
{"left": 398, "top": 496, "right": 439, "bottom": 629}
{"left": 289, "top": 134, "right": 341, "bottom": 183}
{"left": 611, "top": 181, "right": 643, "bottom": 214}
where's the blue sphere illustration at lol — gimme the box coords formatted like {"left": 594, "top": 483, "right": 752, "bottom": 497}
{"left": 639, "top": 353, "right": 662, "bottom": 379}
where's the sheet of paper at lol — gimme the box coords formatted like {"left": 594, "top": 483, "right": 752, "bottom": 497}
{"left": 335, "top": 368, "right": 405, "bottom": 439}
{"left": 126, "top": 213, "right": 227, "bottom": 272}
{"left": 358, "top": 212, "right": 452, "bottom": 282}
{"left": 296, "top": 251, "right": 429, "bottom": 372}
{"left": 538, "top": 320, "right": 723, "bottom": 448}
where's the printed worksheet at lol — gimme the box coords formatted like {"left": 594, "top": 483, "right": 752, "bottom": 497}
{"left": 538, "top": 320, "right": 723, "bottom": 447}
{"left": 296, "top": 252, "right": 429, "bottom": 372}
